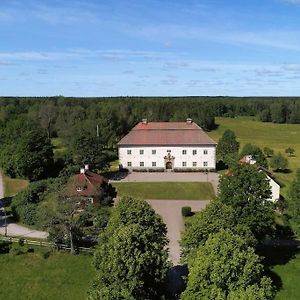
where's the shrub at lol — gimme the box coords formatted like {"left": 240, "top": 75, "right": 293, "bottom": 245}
{"left": 182, "top": 206, "right": 192, "bottom": 217}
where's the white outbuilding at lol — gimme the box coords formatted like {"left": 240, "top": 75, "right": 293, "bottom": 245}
{"left": 118, "top": 119, "right": 217, "bottom": 172}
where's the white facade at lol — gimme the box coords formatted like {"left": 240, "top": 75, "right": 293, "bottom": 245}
{"left": 266, "top": 175, "right": 280, "bottom": 202}
{"left": 119, "top": 145, "right": 216, "bottom": 171}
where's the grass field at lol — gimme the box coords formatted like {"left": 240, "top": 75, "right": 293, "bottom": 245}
{"left": 0, "top": 249, "right": 95, "bottom": 300}
{"left": 3, "top": 174, "right": 29, "bottom": 197}
{"left": 112, "top": 182, "right": 215, "bottom": 200}
{"left": 273, "top": 253, "right": 300, "bottom": 300}
{"left": 208, "top": 117, "right": 300, "bottom": 197}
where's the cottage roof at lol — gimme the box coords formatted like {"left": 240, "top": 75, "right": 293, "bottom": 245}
{"left": 65, "top": 170, "right": 108, "bottom": 198}
{"left": 118, "top": 121, "right": 217, "bottom": 146}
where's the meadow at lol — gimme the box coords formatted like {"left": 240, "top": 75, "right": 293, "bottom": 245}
{"left": 112, "top": 182, "right": 215, "bottom": 200}
{"left": 3, "top": 174, "right": 29, "bottom": 197}
{"left": 208, "top": 116, "right": 300, "bottom": 197}
{"left": 0, "top": 249, "right": 95, "bottom": 300}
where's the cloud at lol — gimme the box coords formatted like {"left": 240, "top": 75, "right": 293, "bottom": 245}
{"left": 125, "top": 24, "right": 300, "bottom": 52}
{"left": 283, "top": 0, "right": 300, "bottom": 4}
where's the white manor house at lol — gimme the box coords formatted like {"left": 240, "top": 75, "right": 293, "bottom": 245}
{"left": 118, "top": 119, "right": 217, "bottom": 171}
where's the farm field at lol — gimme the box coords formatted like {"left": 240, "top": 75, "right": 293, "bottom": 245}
{"left": 112, "top": 182, "right": 215, "bottom": 200}
{"left": 3, "top": 174, "right": 29, "bottom": 197}
{"left": 0, "top": 249, "right": 95, "bottom": 300}
{"left": 208, "top": 117, "right": 300, "bottom": 196}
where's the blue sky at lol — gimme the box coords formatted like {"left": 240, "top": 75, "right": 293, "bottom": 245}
{"left": 1, "top": 0, "right": 300, "bottom": 96}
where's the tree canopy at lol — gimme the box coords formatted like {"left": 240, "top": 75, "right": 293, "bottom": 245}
{"left": 218, "top": 164, "right": 275, "bottom": 240}
{"left": 89, "top": 197, "right": 170, "bottom": 300}
{"left": 181, "top": 230, "right": 274, "bottom": 300}
{"left": 216, "top": 129, "right": 240, "bottom": 164}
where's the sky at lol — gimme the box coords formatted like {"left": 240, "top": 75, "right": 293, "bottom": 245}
{"left": 1, "top": 0, "right": 300, "bottom": 96}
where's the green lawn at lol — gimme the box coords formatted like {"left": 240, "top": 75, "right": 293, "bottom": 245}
{"left": 273, "top": 253, "right": 300, "bottom": 300}
{"left": 0, "top": 249, "right": 95, "bottom": 300}
{"left": 112, "top": 182, "right": 215, "bottom": 200}
{"left": 51, "top": 137, "right": 68, "bottom": 157}
{"left": 3, "top": 174, "right": 29, "bottom": 197}
{"left": 208, "top": 116, "right": 300, "bottom": 197}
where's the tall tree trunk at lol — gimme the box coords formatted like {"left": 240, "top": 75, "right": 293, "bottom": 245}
{"left": 69, "top": 229, "right": 75, "bottom": 254}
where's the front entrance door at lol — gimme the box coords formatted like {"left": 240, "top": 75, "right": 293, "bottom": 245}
{"left": 166, "top": 161, "right": 172, "bottom": 170}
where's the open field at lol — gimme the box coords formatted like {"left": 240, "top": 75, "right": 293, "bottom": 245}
{"left": 208, "top": 117, "right": 300, "bottom": 196}
{"left": 0, "top": 249, "right": 95, "bottom": 300}
{"left": 3, "top": 175, "right": 29, "bottom": 197}
{"left": 112, "top": 182, "right": 215, "bottom": 200}
{"left": 273, "top": 253, "right": 300, "bottom": 300}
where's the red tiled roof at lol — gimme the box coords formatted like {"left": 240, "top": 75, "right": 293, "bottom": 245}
{"left": 118, "top": 122, "right": 217, "bottom": 146}
{"left": 65, "top": 170, "right": 108, "bottom": 198}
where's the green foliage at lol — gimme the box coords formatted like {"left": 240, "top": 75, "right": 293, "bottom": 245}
{"left": 218, "top": 164, "right": 275, "bottom": 240}
{"left": 285, "top": 147, "right": 295, "bottom": 157}
{"left": 288, "top": 169, "right": 300, "bottom": 235}
{"left": 240, "top": 143, "right": 268, "bottom": 168}
{"left": 181, "top": 199, "right": 255, "bottom": 259}
{"left": 181, "top": 206, "right": 192, "bottom": 217}
{"left": 44, "top": 196, "right": 83, "bottom": 254}
{"left": 0, "top": 118, "right": 54, "bottom": 181}
{"left": 11, "top": 180, "right": 49, "bottom": 225}
{"left": 216, "top": 129, "right": 239, "bottom": 163}
{"left": 181, "top": 230, "right": 274, "bottom": 300}
{"left": 270, "top": 152, "right": 289, "bottom": 172}
{"left": 90, "top": 197, "right": 170, "bottom": 300}
{"left": 263, "top": 147, "right": 274, "bottom": 157}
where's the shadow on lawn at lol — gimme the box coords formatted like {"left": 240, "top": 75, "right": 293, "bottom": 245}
{"left": 257, "top": 240, "right": 300, "bottom": 292}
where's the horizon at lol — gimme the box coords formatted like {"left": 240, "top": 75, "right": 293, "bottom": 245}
{"left": 1, "top": 0, "right": 300, "bottom": 97}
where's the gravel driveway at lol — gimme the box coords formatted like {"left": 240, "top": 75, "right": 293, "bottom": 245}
{"left": 0, "top": 219, "right": 49, "bottom": 239}
{"left": 147, "top": 199, "right": 210, "bottom": 265}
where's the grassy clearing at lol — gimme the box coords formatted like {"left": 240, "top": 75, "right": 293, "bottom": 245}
{"left": 208, "top": 117, "right": 300, "bottom": 196}
{"left": 112, "top": 182, "right": 215, "bottom": 200}
{"left": 273, "top": 253, "right": 300, "bottom": 300}
{"left": 0, "top": 249, "right": 95, "bottom": 300}
{"left": 51, "top": 137, "right": 68, "bottom": 157}
{"left": 3, "top": 174, "right": 29, "bottom": 197}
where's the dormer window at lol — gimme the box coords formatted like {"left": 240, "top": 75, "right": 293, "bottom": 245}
{"left": 76, "top": 186, "right": 83, "bottom": 192}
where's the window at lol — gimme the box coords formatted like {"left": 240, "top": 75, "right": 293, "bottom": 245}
{"left": 193, "top": 150, "right": 197, "bottom": 155}
{"left": 193, "top": 162, "right": 197, "bottom": 167}
{"left": 127, "top": 149, "right": 132, "bottom": 155}
{"left": 167, "top": 149, "right": 171, "bottom": 153}
{"left": 152, "top": 149, "right": 156, "bottom": 155}
{"left": 127, "top": 162, "right": 132, "bottom": 167}
{"left": 140, "top": 149, "right": 144, "bottom": 155}
{"left": 203, "top": 150, "right": 208, "bottom": 155}
{"left": 182, "top": 162, "right": 187, "bottom": 167}
{"left": 76, "top": 186, "right": 83, "bottom": 192}
{"left": 140, "top": 162, "right": 144, "bottom": 167}
{"left": 152, "top": 162, "right": 156, "bottom": 167}
{"left": 203, "top": 162, "right": 208, "bottom": 167}
{"left": 182, "top": 150, "right": 187, "bottom": 155}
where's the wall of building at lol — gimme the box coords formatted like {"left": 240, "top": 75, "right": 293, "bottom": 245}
{"left": 118, "top": 145, "right": 216, "bottom": 171}
{"left": 267, "top": 175, "right": 280, "bottom": 202}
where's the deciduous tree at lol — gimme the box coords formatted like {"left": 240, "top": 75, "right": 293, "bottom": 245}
{"left": 216, "top": 129, "right": 239, "bottom": 164}
{"left": 181, "top": 230, "right": 274, "bottom": 300}
{"left": 270, "top": 152, "right": 288, "bottom": 172}
{"left": 89, "top": 197, "right": 170, "bottom": 300}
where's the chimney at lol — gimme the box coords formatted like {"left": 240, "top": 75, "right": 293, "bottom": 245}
{"left": 142, "top": 118, "right": 148, "bottom": 124}
{"left": 186, "top": 118, "right": 193, "bottom": 124}
{"left": 84, "top": 164, "right": 89, "bottom": 171}
{"left": 80, "top": 168, "right": 85, "bottom": 174}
